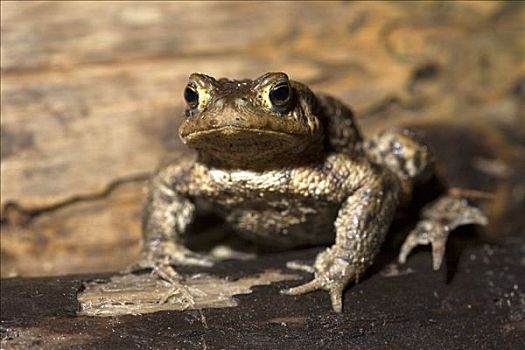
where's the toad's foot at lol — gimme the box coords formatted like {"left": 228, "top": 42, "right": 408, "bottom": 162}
{"left": 124, "top": 241, "right": 216, "bottom": 274}
{"left": 398, "top": 220, "right": 450, "bottom": 271}
{"left": 398, "top": 195, "right": 488, "bottom": 270}
{"left": 281, "top": 248, "right": 360, "bottom": 313}
{"left": 153, "top": 263, "right": 193, "bottom": 307}
{"left": 152, "top": 262, "right": 196, "bottom": 308}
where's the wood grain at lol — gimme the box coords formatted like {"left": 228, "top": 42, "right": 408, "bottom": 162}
{"left": 1, "top": 1, "right": 524, "bottom": 276}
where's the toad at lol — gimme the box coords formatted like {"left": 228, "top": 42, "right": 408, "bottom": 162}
{"left": 134, "top": 72, "right": 487, "bottom": 312}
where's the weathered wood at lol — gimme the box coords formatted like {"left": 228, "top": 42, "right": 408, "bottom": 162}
{"left": 77, "top": 270, "right": 300, "bottom": 316}
{"left": 1, "top": 229, "right": 524, "bottom": 349}
{"left": 1, "top": 2, "right": 524, "bottom": 278}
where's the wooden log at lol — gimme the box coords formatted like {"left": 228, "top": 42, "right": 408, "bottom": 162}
{"left": 2, "top": 230, "right": 524, "bottom": 349}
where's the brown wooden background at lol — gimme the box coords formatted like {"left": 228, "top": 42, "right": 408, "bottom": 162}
{"left": 1, "top": 1, "right": 524, "bottom": 277}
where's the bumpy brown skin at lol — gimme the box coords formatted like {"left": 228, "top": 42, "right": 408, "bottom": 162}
{"left": 138, "top": 72, "right": 487, "bottom": 312}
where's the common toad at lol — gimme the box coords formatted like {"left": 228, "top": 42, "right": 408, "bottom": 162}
{"left": 135, "top": 72, "right": 487, "bottom": 312}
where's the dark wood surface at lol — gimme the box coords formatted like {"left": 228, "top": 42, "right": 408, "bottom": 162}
{"left": 2, "top": 228, "right": 524, "bottom": 349}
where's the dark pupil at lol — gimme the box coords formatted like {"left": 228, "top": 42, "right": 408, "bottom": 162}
{"left": 184, "top": 87, "right": 199, "bottom": 107}
{"left": 270, "top": 83, "right": 290, "bottom": 105}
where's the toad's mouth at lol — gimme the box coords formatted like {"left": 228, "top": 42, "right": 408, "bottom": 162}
{"left": 181, "top": 126, "right": 310, "bottom": 155}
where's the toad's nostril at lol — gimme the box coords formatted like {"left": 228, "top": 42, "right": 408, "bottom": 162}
{"left": 209, "top": 119, "right": 218, "bottom": 127}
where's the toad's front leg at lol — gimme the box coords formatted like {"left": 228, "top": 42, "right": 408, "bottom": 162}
{"left": 136, "top": 162, "right": 215, "bottom": 270}
{"left": 282, "top": 173, "right": 399, "bottom": 312}
{"left": 124, "top": 160, "right": 216, "bottom": 306}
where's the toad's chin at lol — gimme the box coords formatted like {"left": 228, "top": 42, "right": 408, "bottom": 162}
{"left": 180, "top": 126, "right": 315, "bottom": 163}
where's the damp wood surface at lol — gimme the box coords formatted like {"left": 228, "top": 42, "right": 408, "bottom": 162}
{"left": 1, "top": 232, "right": 525, "bottom": 349}
{"left": 1, "top": 1, "right": 524, "bottom": 277}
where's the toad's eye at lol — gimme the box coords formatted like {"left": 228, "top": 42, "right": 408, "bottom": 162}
{"left": 184, "top": 85, "right": 199, "bottom": 109}
{"left": 269, "top": 81, "right": 291, "bottom": 107}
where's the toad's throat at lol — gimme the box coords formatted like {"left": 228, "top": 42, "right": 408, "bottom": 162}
{"left": 181, "top": 126, "right": 322, "bottom": 166}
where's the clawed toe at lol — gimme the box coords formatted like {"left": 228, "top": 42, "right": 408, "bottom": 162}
{"left": 398, "top": 220, "right": 437, "bottom": 264}
{"left": 281, "top": 247, "right": 356, "bottom": 313}
{"left": 281, "top": 279, "right": 323, "bottom": 295}
{"left": 398, "top": 195, "right": 488, "bottom": 270}
{"left": 153, "top": 263, "right": 196, "bottom": 308}
{"left": 431, "top": 240, "right": 446, "bottom": 271}
{"left": 281, "top": 278, "right": 345, "bottom": 313}
{"left": 329, "top": 286, "right": 344, "bottom": 313}
{"left": 398, "top": 219, "right": 448, "bottom": 269}
{"left": 159, "top": 283, "right": 195, "bottom": 308}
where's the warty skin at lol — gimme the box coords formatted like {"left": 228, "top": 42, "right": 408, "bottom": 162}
{"left": 135, "top": 72, "right": 487, "bottom": 312}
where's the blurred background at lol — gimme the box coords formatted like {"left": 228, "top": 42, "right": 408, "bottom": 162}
{"left": 1, "top": 1, "right": 523, "bottom": 277}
